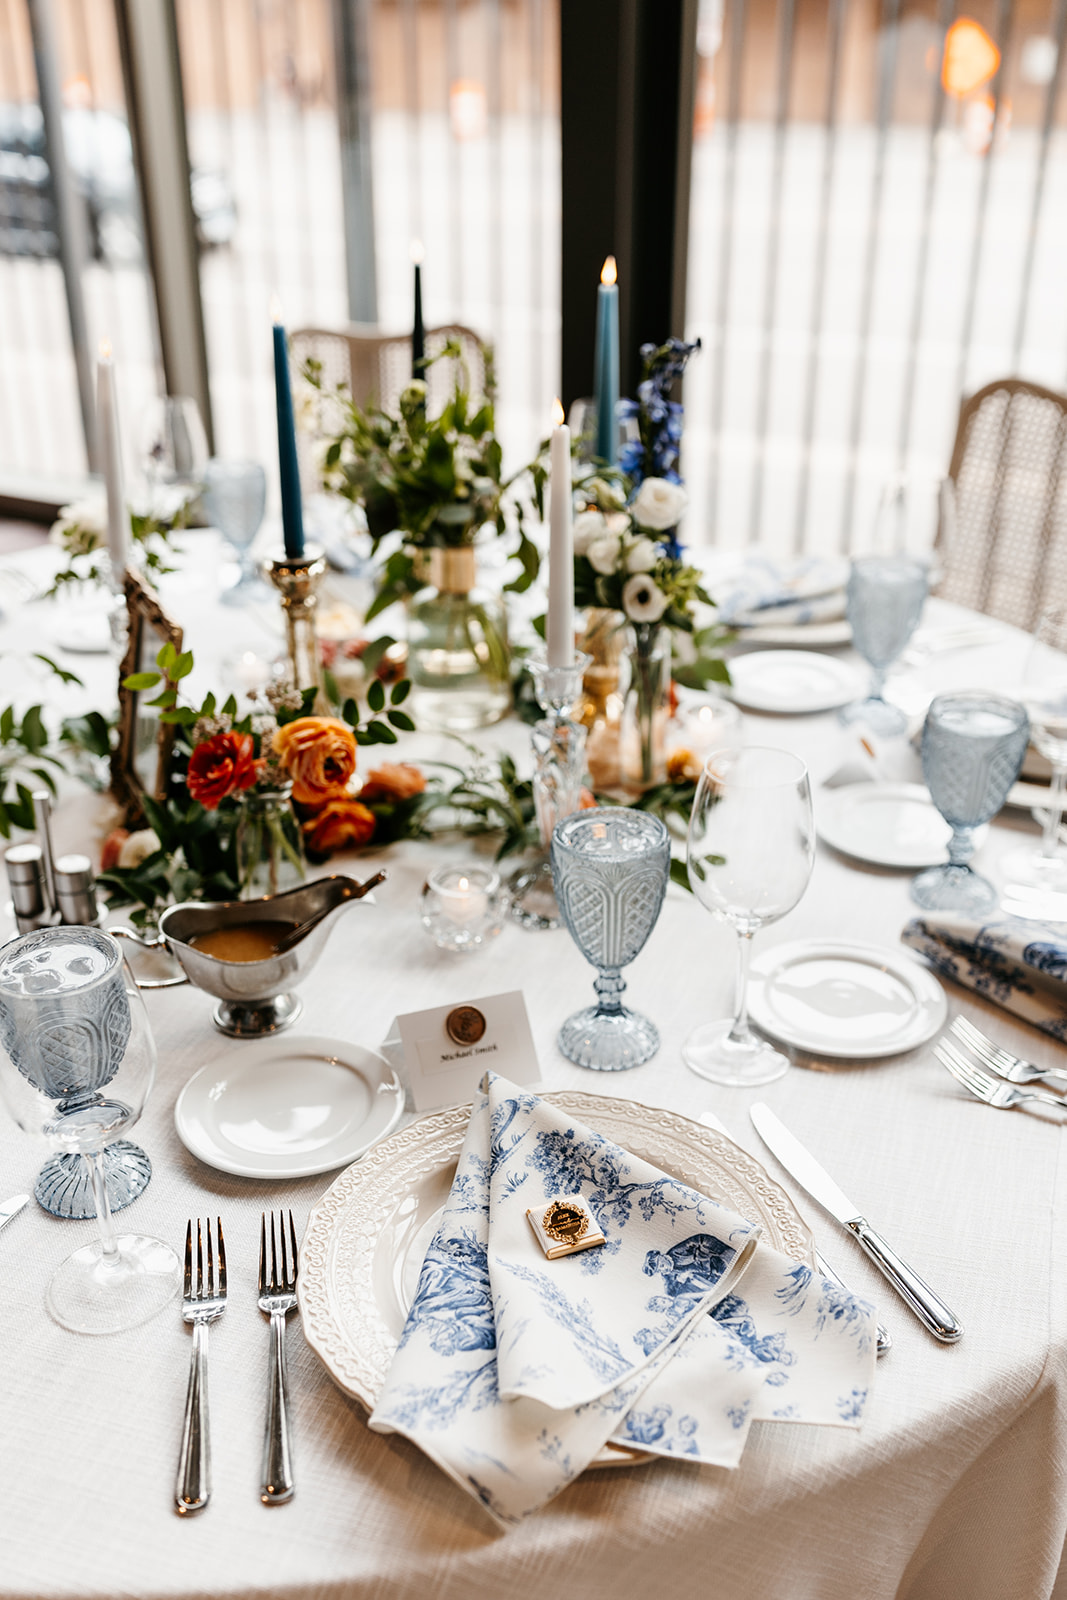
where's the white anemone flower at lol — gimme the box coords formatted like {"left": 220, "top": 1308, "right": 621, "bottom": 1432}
{"left": 573, "top": 509, "right": 607, "bottom": 556}
{"left": 625, "top": 537, "right": 658, "bottom": 573}
{"left": 117, "top": 829, "right": 161, "bottom": 869}
{"left": 622, "top": 573, "right": 669, "bottom": 623}
{"left": 631, "top": 476, "right": 688, "bottom": 532}
{"left": 587, "top": 532, "right": 622, "bottom": 575}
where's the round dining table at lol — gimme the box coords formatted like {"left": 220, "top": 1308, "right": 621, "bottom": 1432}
{"left": 2, "top": 535, "right": 1065, "bottom": 1600}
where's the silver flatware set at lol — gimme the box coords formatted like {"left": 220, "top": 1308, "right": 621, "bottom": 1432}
{"left": 936, "top": 1015, "right": 1067, "bottom": 1116}
{"left": 175, "top": 1210, "right": 299, "bottom": 1517}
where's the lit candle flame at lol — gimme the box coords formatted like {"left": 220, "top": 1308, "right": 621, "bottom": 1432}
{"left": 552, "top": 397, "right": 565, "bottom": 427}
{"left": 457, "top": 876, "right": 469, "bottom": 892}
{"left": 411, "top": 238, "right": 425, "bottom": 265}
{"left": 601, "top": 255, "right": 617, "bottom": 287}
{"left": 98, "top": 337, "right": 112, "bottom": 361}
{"left": 270, "top": 293, "right": 283, "bottom": 325}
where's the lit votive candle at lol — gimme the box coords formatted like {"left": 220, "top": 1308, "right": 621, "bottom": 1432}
{"left": 420, "top": 865, "right": 507, "bottom": 953}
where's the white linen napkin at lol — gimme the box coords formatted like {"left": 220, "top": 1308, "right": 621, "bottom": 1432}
{"left": 715, "top": 555, "right": 849, "bottom": 628}
{"left": 902, "top": 912, "right": 1067, "bottom": 1040}
{"left": 370, "top": 1074, "right": 877, "bottom": 1527}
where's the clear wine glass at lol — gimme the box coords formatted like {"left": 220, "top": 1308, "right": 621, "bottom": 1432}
{"left": 840, "top": 554, "right": 928, "bottom": 735}
{"left": 203, "top": 458, "right": 269, "bottom": 606}
{"left": 683, "top": 747, "right": 814, "bottom": 1087}
{"left": 912, "top": 692, "right": 1030, "bottom": 914}
{"left": 141, "top": 395, "right": 208, "bottom": 519}
{"left": 0, "top": 927, "right": 181, "bottom": 1334}
{"left": 551, "top": 807, "right": 670, "bottom": 1070}
{"left": 1000, "top": 609, "right": 1067, "bottom": 918}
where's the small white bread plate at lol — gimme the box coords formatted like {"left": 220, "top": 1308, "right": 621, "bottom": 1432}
{"left": 739, "top": 619, "right": 852, "bottom": 649}
{"left": 817, "top": 782, "right": 963, "bottom": 869}
{"left": 747, "top": 940, "right": 947, "bottom": 1058}
{"left": 175, "top": 1035, "right": 404, "bottom": 1179}
{"left": 727, "top": 650, "right": 863, "bottom": 714}
{"left": 297, "top": 1090, "right": 813, "bottom": 1471}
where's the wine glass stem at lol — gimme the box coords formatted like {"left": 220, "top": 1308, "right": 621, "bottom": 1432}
{"left": 1041, "top": 762, "right": 1067, "bottom": 860}
{"left": 869, "top": 665, "right": 886, "bottom": 702}
{"left": 594, "top": 969, "right": 625, "bottom": 1016}
{"left": 726, "top": 928, "right": 757, "bottom": 1047}
{"left": 83, "top": 1148, "right": 120, "bottom": 1263}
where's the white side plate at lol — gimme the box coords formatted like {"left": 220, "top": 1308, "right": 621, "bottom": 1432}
{"left": 727, "top": 650, "right": 864, "bottom": 714}
{"left": 174, "top": 1034, "right": 404, "bottom": 1178}
{"left": 738, "top": 620, "right": 852, "bottom": 649}
{"left": 747, "top": 940, "right": 947, "bottom": 1058}
{"left": 817, "top": 782, "right": 976, "bottom": 869}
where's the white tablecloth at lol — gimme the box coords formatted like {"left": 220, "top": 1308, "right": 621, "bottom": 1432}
{"left": 2, "top": 539, "right": 1066, "bottom": 1600}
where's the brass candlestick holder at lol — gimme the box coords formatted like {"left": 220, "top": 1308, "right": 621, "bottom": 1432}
{"left": 268, "top": 546, "right": 327, "bottom": 699}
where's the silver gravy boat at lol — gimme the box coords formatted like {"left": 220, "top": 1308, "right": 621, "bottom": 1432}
{"left": 115, "top": 874, "right": 383, "bottom": 1037}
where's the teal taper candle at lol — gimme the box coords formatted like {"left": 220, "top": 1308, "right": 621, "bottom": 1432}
{"left": 593, "top": 255, "right": 619, "bottom": 465}
{"left": 272, "top": 310, "right": 305, "bottom": 559}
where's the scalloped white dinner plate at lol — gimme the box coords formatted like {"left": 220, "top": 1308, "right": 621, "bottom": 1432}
{"left": 727, "top": 650, "right": 864, "bottom": 713}
{"left": 747, "top": 940, "right": 947, "bottom": 1058}
{"left": 175, "top": 1034, "right": 404, "bottom": 1178}
{"left": 298, "top": 1090, "right": 814, "bottom": 1470}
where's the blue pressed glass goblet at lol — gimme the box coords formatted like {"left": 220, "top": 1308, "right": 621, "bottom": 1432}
{"left": 551, "top": 808, "right": 670, "bottom": 1070}
{"left": 841, "top": 556, "right": 928, "bottom": 735}
{"left": 0, "top": 927, "right": 180, "bottom": 1333}
{"left": 203, "top": 458, "right": 268, "bottom": 606}
{"left": 912, "top": 692, "right": 1030, "bottom": 914}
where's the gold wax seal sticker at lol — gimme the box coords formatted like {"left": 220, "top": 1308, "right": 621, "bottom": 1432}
{"left": 525, "top": 1194, "right": 606, "bottom": 1259}
{"left": 542, "top": 1200, "right": 589, "bottom": 1244}
{"left": 445, "top": 1004, "right": 487, "bottom": 1047}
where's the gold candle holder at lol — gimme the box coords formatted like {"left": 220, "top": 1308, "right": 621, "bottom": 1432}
{"left": 268, "top": 546, "right": 327, "bottom": 700}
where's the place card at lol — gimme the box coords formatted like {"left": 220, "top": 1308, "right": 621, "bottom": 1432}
{"left": 386, "top": 990, "right": 541, "bottom": 1111}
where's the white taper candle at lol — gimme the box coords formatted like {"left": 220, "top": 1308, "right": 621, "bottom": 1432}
{"left": 546, "top": 400, "right": 574, "bottom": 668}
{"left": 96, "top": 342, "right": 128, "bottom": 580}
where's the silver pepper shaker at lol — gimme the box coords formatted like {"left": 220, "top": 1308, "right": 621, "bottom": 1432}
{"left": 31, "top": 790, "right": 58, "bottom": 917}
{"left": 53, "top": 854, "right": 100, "bottom": 927}
{"left": 4, "top": 842, "right": 51, "bottom": 933}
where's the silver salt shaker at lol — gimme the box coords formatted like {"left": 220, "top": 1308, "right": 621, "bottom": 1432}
{"left": 4, "top": 843, "right": 51, "bottom": 933}
{"left": 54, "top": 854, "right": 100, "bottom": 927}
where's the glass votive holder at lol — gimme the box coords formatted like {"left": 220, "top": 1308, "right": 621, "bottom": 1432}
{"left": 420, "top": 866, "right": 508, "bottom": 954}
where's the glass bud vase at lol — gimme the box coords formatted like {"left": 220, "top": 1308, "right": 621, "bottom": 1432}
{"left": 235, "top": 786, "right": 306, "bottom": 900}
{"left": 577, "top": 607, "right": 625, "bottom": 791}
{"left": 406, "top": 547, "right": 511, "bottom": 732}
{"left": 621, "top": 624, "right": 670, "bottom": 791}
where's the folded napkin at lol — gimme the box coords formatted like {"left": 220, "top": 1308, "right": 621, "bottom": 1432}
{"left": 902, "top": 913, "right": 1067, "bottom": 1040}
{"left": 715, "top": 555, "right": 849, "bottom": 628}
{"left": 370, "top": 1073, "right": 877, "bottom": 1528}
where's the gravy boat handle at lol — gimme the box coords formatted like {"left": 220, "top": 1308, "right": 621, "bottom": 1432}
{"left": 110, "top": 926, "right": 190, "bottom": 989}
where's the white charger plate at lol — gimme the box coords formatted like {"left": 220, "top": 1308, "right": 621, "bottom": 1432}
{"left": 738, "top": 620, "right": 852, "bottom": 649}
{"left": 727, "top": 650, "right": 863, "bottom": 714}
{"left": 297, "top": 1089, "right": 813, "bottom": 1471}
{"left": 747, "top": 940, "right": 947, "bottom": 1058}
{"left": 817, "top": 781, "right": 985, "bottom": 869}
{"left": 174, "top": 1034, "right": 404, "bottom": 1178}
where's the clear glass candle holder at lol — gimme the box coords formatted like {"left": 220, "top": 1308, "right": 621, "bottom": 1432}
{"left": 420, "top": 866, "right": 509, "bottom": 954}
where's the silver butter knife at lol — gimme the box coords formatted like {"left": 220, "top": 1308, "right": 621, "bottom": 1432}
{"left": 0, "top": 1194, "right": 28, "bottom": 1233}
{"left": 699, "top": 1112, "right": 891, "bottom": 1357}
{"left": 750, "top": 1104, "right": 963, "bottom": 1343}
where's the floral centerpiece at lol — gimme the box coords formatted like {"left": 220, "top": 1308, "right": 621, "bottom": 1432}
{"left": 617, "top": 336, "right": 701, "bottom": 560}
{"left": 304, "top": 342, "right": 542, "bottom": 732}
{"left": 100, "top": 642, "right": 433, "bottom": 924}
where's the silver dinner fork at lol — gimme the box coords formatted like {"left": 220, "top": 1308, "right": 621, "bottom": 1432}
{"left": 935, "top": 1038, "right": 1067, "bottom": 1116}
{"left": 259, "top": 1210, "right": 299, "bottom": 1505}
{"left": 949, "top": 1015, "right": 1067, "bottom": 1091}
{"left": 176, "top": 1217, "right": 227, "bottom": 1516}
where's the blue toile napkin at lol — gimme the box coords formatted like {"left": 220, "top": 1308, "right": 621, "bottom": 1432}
{"left": 902, "top": 912, "right": 1067, "bottom": 1040}
{"left": 369, "top": 1073, "right": 877, "bottom": 1528}
{"left": 715, "top": 555, "right": 849, "bottom": 629}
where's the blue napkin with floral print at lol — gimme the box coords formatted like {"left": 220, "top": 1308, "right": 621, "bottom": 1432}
{"left": 369, "top": 1073, "right": 876, "bottom": 1528}
{"left": 902, "top": 912, "right": 1067, "bottom": 1040}
{"left": 715, "top": 554, "right": 849, "bottom": 628}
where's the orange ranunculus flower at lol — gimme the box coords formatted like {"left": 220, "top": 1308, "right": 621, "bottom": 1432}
{"left": 667, "top": 747, "right": 704, "bottom": 785}
{"left": 358, "top": 762, "right": 426, "bottom": 805}
{"left": 273, "top": 716, "right": 357, "bottom": 806}
{"left": 302, "top": 798, "right": 376, "bottom": 854}
{"left": 579, "top": 787, "right": 597, "bottom": 809}
{"left": 100, "top": 827, "right": 129, "bottom": 872}
{"left": 187, "top": 731, "right": 263, "bottom": 810}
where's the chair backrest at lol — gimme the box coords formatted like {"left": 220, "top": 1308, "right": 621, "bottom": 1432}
{"left": 936, "top": 377, "right": 1067, "bottom": 629}
{"left": 289, "top": 323, "right": 487, "bottom": 416}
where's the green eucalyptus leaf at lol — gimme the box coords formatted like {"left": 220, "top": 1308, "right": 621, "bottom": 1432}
{"left": 367, "top": 679, "right": 386, "bottom": 713}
